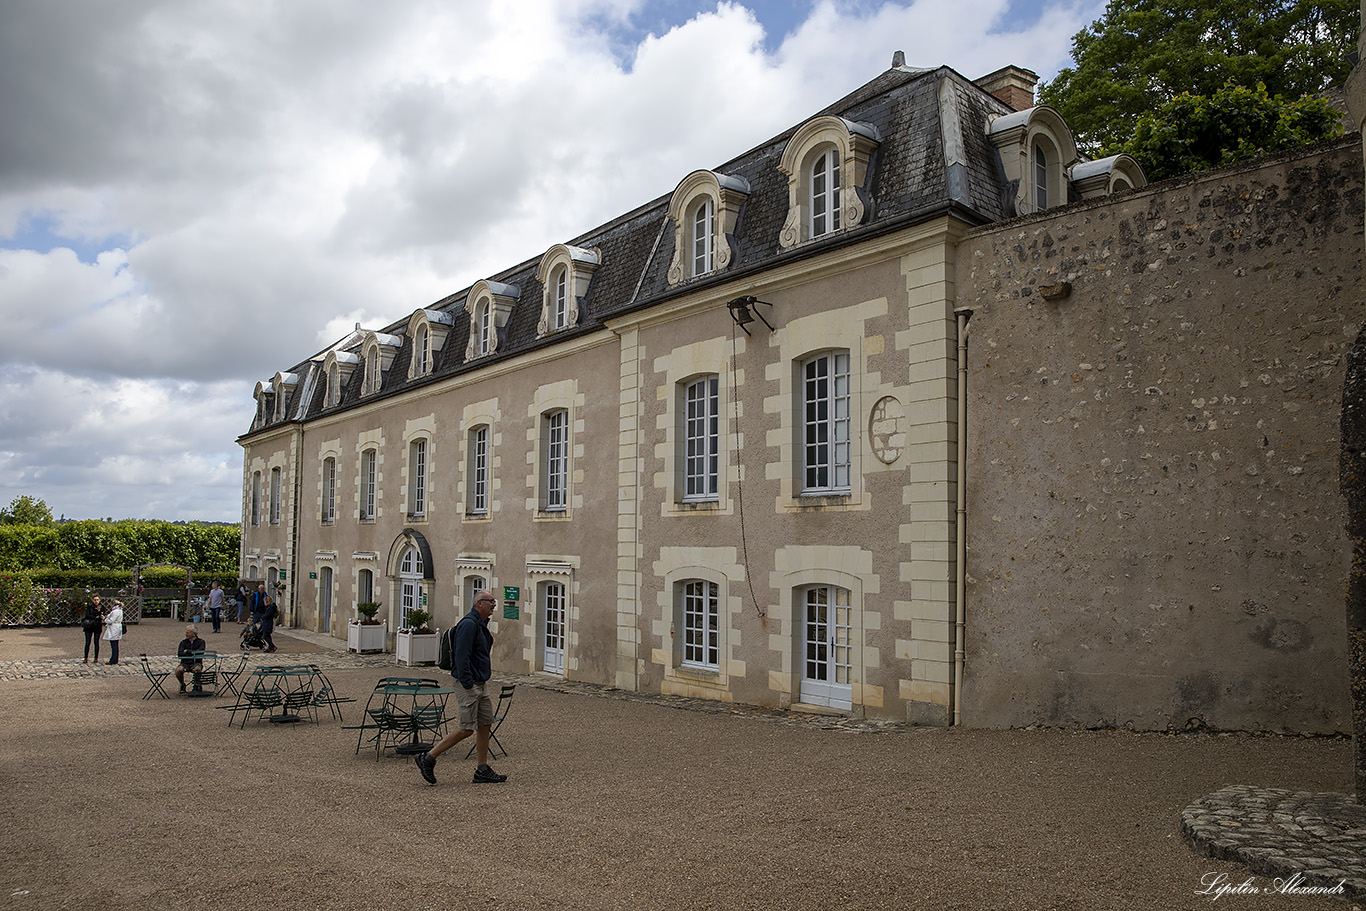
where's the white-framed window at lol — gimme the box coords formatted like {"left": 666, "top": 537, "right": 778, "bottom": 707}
{"left": 399, "top": 545, "right": 424, "bottom": 630}
{"left": 464, "top": 575, "right": 487, "bottom": 612}
{"left": 680, "top": 579, "right": 720, "bottom": 669}
{"left": 799, "top": 584, "right": 852, "bottom": 710}
{"left": 683, "top": 376, "right": 719, "bottom": 502}
{"left": 801, "top": 351, "right": 851, "bottom": 494}
{"left": 810, "top": 147, "right": 841, "bottom": 239}
{"left": 251, "top": 471, "right": 261, "bottom": 526}
{"left": 327, "top": 363, "right": 340, "bottom": 406}
{"left": 321, "top": 457, "right": 336, "bottom": 524}
{"left": 408, "top": 439, "right": 427, "bottom": 518}
{"left": 269, "top": 467, "right": 281, "bottom": 525}
{"left": 1034, "top": 141, "right": 1049, "bottom": 211}
{"left": 540, "top": 580, "right": 566, "bottom": 675}
{"left": 477, "top": 300, "right": 493, "bottom": 356}
{"left": 414, "top": 325, "right": 429, "bottom": 376}
{"left": 366, "top": 354, "right": 381, "bottom": 394}
{"left": 360, "top": 448, "right": 376, "bottom": 521}
{"left": 468, "top": 425, "right": 489, "bottom": 515}
{"left": 691, "top": 197, "right": 714, "bottom": 277}
{"left": 543, "top": 409, "right": 569, "bottom": 512}
{"left": 552, "top": 267, "right": 568, "bottom": 330}
{"left": 358, "top": 568, "right": 374, "bottom": 605}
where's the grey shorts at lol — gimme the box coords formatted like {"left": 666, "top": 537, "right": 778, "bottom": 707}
{"left": 456, "top": 682, "right": 494, "bottom": 730}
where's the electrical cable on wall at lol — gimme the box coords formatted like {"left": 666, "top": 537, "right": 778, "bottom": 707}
{"left": 730, "top": 318, "right": 765, "bottom": 618}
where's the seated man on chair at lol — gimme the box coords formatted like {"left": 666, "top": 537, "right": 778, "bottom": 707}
{"left": 175, "top": 625, "right": 206, "bottom": 693}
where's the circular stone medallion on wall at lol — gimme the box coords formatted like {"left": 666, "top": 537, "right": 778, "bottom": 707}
{"left": 869, "top": 395, "right": 906, "bottom": 464}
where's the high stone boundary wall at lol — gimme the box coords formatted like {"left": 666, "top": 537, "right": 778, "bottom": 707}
{"left": 956, "top": 136, "right": 1363, "bottom": 733}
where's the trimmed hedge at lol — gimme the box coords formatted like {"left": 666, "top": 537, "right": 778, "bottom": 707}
{"left": 0, "top": 520, "right": 239, "bottom": 573}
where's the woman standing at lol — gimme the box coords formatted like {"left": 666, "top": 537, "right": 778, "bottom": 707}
{"left": 260, "top": 594, "right": 278, "bottom": 653}
{"left": 102, "top": 600, "right": 124, "bottom": 665}
{"left": 79, "top": 595, "right": 105, "bottom": 663}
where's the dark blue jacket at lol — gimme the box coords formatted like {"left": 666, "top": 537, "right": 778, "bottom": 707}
{"left": 452, "top": 607, "right": 493, "bottom": 690}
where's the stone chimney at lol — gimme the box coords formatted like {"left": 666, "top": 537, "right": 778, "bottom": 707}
{"left": 975, "top": 65, "right": 1039, "bottom": 112}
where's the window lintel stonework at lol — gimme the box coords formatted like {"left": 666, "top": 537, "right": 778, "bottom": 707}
{"left": 464, "top": 280, "right": 521, "bottom": 359}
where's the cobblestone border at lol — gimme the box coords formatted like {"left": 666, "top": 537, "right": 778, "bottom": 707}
{"left": 1182, "top": 784, "right": 1366, "bottom": 900}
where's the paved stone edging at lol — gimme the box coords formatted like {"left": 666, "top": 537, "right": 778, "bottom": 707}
{"left": 1182, "top": 784, "right": 1366, "bottom": 900}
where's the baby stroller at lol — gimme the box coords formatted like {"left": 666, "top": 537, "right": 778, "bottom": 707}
{"left": 240, "top": 622, "right": 266, "bottom": 651}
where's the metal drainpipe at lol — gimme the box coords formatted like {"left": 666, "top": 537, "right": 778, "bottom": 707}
{"left": 953, "top": 308, "right": 973, "bottom": 726}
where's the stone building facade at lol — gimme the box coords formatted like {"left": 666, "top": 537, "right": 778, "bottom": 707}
{"left": 239, "top": 57, "right": 1361, "bottom": 732}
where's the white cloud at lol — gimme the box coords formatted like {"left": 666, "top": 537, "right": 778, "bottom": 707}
{"left": 0, "top": 0, "right": 1103, "bottom": 520}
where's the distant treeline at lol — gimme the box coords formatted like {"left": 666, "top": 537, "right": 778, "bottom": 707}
{"left": 0, "top": 519, "right": 240, "bottom": 574}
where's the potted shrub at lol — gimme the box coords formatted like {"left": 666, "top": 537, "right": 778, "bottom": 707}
{"left": 348, "top": 602, "right": 387, "bottom": 653}
{"left": 397, "top": 607, "right": 439, "bottom": 666}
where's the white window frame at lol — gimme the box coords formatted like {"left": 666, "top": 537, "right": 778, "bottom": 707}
{"left": 691, "top": 197, "right": 714, "bottom": 277}
{"left": 399, "top": 545, "right": 424, "bottom": 630}
{"left": 468, "top": 425, "right": 489, "bottom": 515}
{"left": 680, "top": 579, "right": 720, "bottom": 669}
{"left": 269, "top": 467, "right": 281, "bottom": 525}
{"left": 415, "top": 325, "right": 429, "bottom": 376}
{"left": 360, "top": 448, "right": 376, "bottom": 521}
{"left": 358, "top": 568, "right": 374, "bottom": 605}
{"left": 327, "top": 364, "right": 340, "bottom": 405}
{"left": 553, "top": 267, "right": 568, "bottom": 330}
{"left": 683, "top": 376, "right": 719, "bottom": 502}
{"left": 408, "top": 438, "right": 427, "bottom": 518}
{"left": 322, "top": 457, "right": 336, "bottom": 524}
{"left": 543, "top": 410, "right": 569, "bottom": 512}
{"left": 251, "top": 472, "right": 261, "bottom": 526}
{"left": 801, "top": 351, "right": 851, "bottom": 495}
{"left": 799, "top": 584, "right": 853, "bottom": 710}
{"left": 810, "top": 147, "right": 841, "bottom": 239}
{"left": 1034, "top": 141, "right": 1049, "bottom": 211}
{"left": 478, "top": 301, "right": 492, "bottom": 356}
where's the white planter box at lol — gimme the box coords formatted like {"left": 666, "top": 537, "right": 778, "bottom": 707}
{"left": 348, "top": 619, "right": 387, "bottom": 653}
{"left": 396, "top": 630, "right": 439, "bottom": 666}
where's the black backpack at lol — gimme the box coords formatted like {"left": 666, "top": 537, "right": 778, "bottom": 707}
{"left": 437, "top": 622, "right": 461, "bottom": 671}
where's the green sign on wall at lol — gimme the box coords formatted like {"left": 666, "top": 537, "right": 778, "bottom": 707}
{"left": 503, "top": 602, "right": 520, "bottom": 620}
{"left": 503, "top": 586, "right": 520, "bottom": 601}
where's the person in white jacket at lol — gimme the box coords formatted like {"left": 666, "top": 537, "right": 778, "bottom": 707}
{"left": 102, "top": 601, "right": 124, "bottom": 665}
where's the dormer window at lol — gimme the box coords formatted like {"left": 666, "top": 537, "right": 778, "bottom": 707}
{"left": 464, "top": 280, "right": 521, "bottom": 358}
{"left": 777, "top": 116, "right": 878, "bottom": 249}
{"left": 405, "top": 308, "right": 453, "bottom": 380}
{"left": 666, "top": 171, "right": 749, "bottom": 285}
{"left": 535, "top": 248, "right": 598, "bottom": 337}
{"left": 1068, "top": 154, "right": 1147, "bottom": 200}
{"left": 272, "top": 372, "right": 299, "bottom": 422}
{"left": 986, "top": 105, "right": 1078, "bottom": 216}
{"left": 322, "top": 350, "right": 360, "bottom": 407}
{"left": 360, "top": 331, "right": 401, "bottom": 395}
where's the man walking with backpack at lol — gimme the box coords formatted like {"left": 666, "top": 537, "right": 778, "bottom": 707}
{"left": 414, "top": 591, "right": 507, "bottom": 785}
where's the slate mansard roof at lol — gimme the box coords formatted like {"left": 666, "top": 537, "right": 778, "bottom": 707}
{"left": 244, "top": 63, "right": 1024, "bottom": 437}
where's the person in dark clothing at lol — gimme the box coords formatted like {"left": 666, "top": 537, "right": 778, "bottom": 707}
{"left": 249, "top": 583, "right": 267, "bottom": 625}
{"left": 259, "top": 595, "right": 278, "bottom": 653}
{"left": 79, "top": 595, "right": 105, "bottom": 663}
{"left": 174, "top": 625, "right": 207, "bottom": 692}
{"left": 414, "top": 591, "right": 506, "bottom": 785}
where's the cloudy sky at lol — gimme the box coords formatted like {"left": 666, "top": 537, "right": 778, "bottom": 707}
{"left": 0, "top": 0, "right": 1105, "bottom": 523}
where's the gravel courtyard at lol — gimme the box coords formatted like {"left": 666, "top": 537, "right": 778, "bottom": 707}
{"left": 0, "top": 620, "right": 1355, "bottom": 911}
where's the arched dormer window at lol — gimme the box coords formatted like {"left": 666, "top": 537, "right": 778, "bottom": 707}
{"left": 464, "top": 280, "right": 521, "bottom": 359}
{"left": 1068, "top": 154, "right": 1148, "bottom": 200}
{"left": 321, "top": 350, "right": 360, "bottom": 407}
{"left": 405, "top": 308, "right": 454, "bottom": 380}
{"left": 361, "top": 331, "right": 401, "bottom": 395}
{"left": 666, "top": 170, "right": 749, "bottom": 285}
{"left": 272, "top": 372, "right": 300, "bottom": 421}
{"left": 986, "top": 105, "right": 1079, "bottom": 216}
{"left": 777, "top": 116, "right": 879, "bottom": 250}
{"left": 535, "top": 246, "right": 599, "bottom": 337}
{"left": 254, "top": 381, "right": 273, "bottom": 427}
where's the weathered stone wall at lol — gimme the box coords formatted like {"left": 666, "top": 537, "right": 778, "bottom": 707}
{"left": 956, "top": 137, "right": 1363, "bottom": 732}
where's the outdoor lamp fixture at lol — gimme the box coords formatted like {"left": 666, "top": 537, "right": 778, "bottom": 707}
{"left": 726, "top": 296, "right": 775, "bottom": 335}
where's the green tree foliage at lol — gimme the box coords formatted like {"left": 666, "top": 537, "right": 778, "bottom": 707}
{"left": 0, "top": 495, "right": 54, "bottom": 526}
{"left": 1127, "top": 82, "right": 1345, "bottom": 182}
{"left": 1039, "top": 0, "right": 1355, "bottom": 157}
{"left": 0, "top": 519, "right": 240, "bottom": 573}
